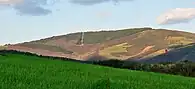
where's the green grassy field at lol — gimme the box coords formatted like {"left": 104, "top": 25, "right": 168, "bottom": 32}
{"left": 0, "top": 53, "right": 195, "bottom": 89}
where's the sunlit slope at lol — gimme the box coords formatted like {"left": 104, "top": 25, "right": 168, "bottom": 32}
{"left": 0, "top": 45, "right": 6, "bottom": 50}
{"left": 6, "top": 28, "right": 150, "bottom": 60}
{"left": 5, "top": 28, "right": 195, "bottom": 61}
{"left": 98, "top": 29, "right": 195, "bottom": 60}
{"left": 0, "top": 53, "right": 195, "bottom": 89}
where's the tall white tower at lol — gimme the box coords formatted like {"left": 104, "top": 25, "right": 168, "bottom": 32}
{"left": 80, "top": 32, "right": 84, "bottom": 46}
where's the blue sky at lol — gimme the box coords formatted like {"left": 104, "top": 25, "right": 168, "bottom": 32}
{"left": 0, "top": 0, "right": 195, "bottom": 44}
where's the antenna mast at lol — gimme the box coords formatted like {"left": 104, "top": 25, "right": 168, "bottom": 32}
{"left": 81, "top": 32, "right": 84, "bottom": 46}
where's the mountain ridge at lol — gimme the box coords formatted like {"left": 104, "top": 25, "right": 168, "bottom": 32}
{"left": 4, "top": 27, "right": 195, "bottom": 62}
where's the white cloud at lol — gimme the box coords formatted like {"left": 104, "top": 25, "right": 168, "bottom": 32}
{"left": 69, "top": 0, "right": 133, "bottom": 5}
{"left": 0, "top": 0, "right": 58, "bottom": 16}
{"left": 0, "top": 0, "right": 22, "bottom": 4}
{"left": 157, "top": 8, "right": 195, "bottom": 25}
{"left": 0, "top": 0, "right": 133, "bottom": 16}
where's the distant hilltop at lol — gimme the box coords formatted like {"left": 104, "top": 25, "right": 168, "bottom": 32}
{"left": 4, "top": 27, "right": 195, "bottom": 63}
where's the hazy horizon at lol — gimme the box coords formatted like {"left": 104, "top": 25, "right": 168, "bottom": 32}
{"left": 0, "top": 0, "right": 195, "bottom": 45}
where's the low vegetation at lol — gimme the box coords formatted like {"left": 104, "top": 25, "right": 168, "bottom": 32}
{"left": 7, "top": 28, "right": 195, "bottom": 61}
{"left": 19, "top": 43, "right": 73, "bottom": 54}
{"left": 92, "top": 59, "right": 195, "bottom": 77}
{"left": 0, "top": 50, "right": 195, "bottom": 89}
{"left": 65, "top": 28, "right": 150, "bottom": 44}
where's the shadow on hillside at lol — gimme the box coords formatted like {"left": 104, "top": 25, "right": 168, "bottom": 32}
{"left": 139, "top": 43, "right": 195, "bottom": 63}
{"left": 86, "top": 55, "right": 109, "bottom": 61}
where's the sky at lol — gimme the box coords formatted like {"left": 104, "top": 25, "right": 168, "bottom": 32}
{"left": 0, "top": 0, "right": 195, "bottom": 45}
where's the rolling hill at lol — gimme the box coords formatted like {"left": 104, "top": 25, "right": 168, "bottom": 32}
{"left": 0, "top": 52, "right": 195, "bottom": 89}
{"left": 4, "top": 27, "right": 195, "bottom": 62}
{"left": 139, "top": 43, "right": 195, "bottom": 63}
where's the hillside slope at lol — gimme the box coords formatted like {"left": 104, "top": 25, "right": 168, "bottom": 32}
{"left": 0, "top": 53, "right": 195, "bottom": 89}
{"left": 5, "top": 27, "right": 195, "bottom": 62}
{"left": 139, "top": 43, "right": 195, "bottom": 63}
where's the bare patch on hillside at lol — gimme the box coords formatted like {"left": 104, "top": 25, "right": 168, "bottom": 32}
{"left": 99, "top": 43, "right": 132, "bottom": 59}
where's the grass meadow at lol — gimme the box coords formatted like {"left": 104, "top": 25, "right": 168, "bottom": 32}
{"left": 0, "top": 53, "right": 195, "bottom": 89}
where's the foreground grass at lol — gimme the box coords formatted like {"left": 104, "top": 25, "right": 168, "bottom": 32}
{"left": 0, "top": 54, "right": 195, "bottom": 89}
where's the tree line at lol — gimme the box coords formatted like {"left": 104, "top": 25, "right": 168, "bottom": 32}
{"left": 92, "top": 59, "right": 195, "bottom": 77}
